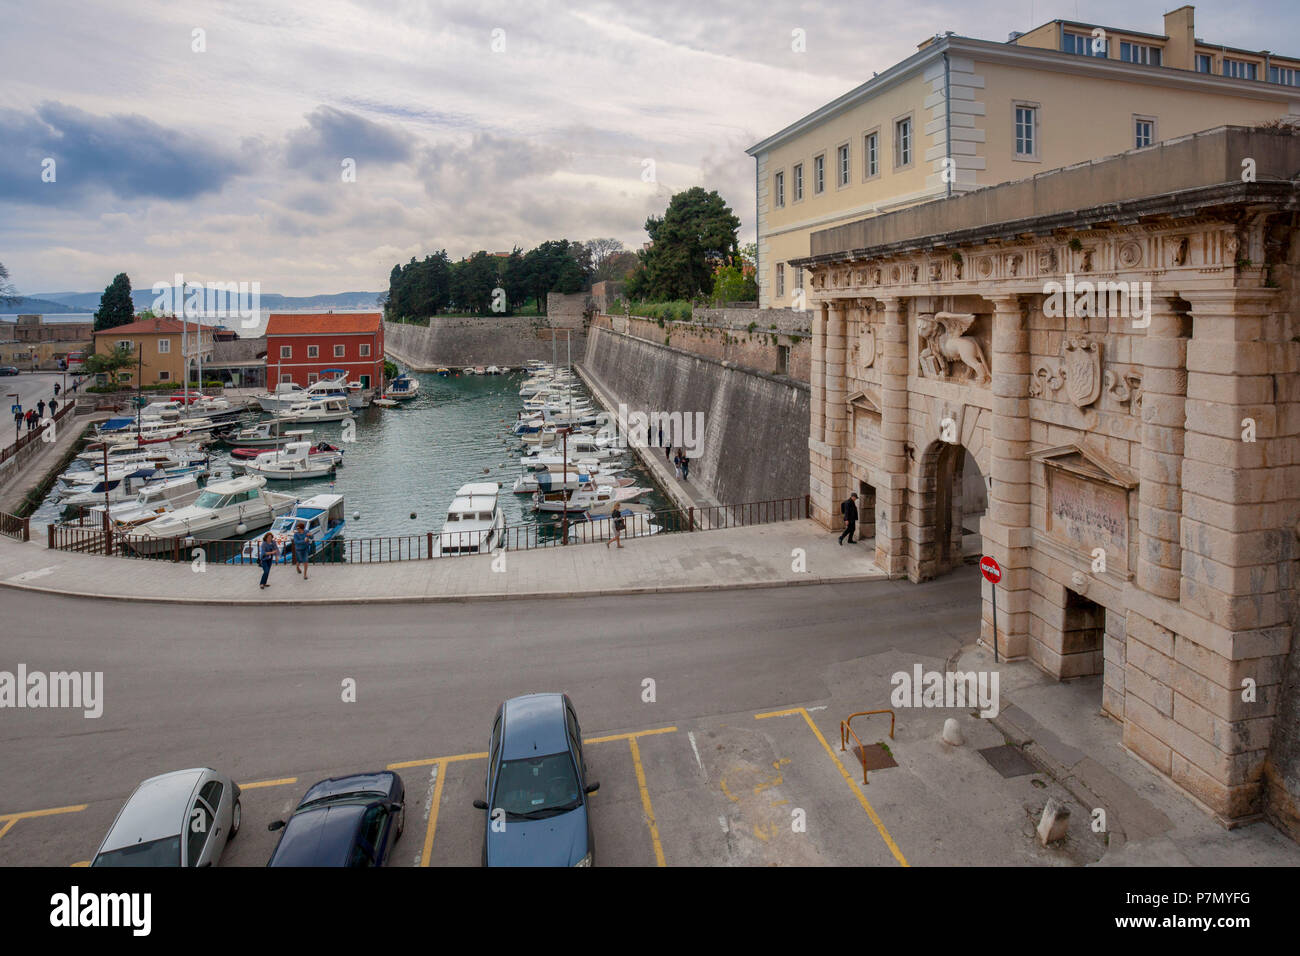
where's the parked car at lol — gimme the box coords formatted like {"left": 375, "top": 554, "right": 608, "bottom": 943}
{"left": 91, "top": 768, "right": 241, "bottom": 867}
{"left": 266, "top": 771, "right": 405, "bottom": 867}
{"left": 472, "top": 693, "right": 600, "bottom": 866}
{"left": 0, "top": 366, "right": 19, "bottom": 376}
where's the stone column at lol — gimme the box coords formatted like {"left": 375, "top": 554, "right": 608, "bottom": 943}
{"left": 823, "top": 299, "right": 849, "bottom": 507}
{"left": 1136, "top": 298, "right": 1190, "bottom": 601}
{"left": 984, "top": 294, "right": 1032, "bottom": 660}
{"left": 807, "top": 302, "right": 832, "bottom": 526}
{"left": 875, "top": 297, "right": 909, "bottom": 577}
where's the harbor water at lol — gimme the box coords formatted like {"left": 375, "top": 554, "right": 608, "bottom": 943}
{"left": 30, "top": 370, "right": 673, "bottom": 546}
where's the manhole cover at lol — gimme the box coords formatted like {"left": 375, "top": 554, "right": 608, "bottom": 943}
{"left": 978, "top": 744, "right": 1036, "bottom": 778}
{"left": 852, "top": 742, "right": 898, "bottom": 772}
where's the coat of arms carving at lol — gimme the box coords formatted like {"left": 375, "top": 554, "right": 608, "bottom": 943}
{"left": 861, "top": 325, "right": 877, "bottom": 368}
{"left": 1061, "top": 336, "right": 1103, "bottom": 408}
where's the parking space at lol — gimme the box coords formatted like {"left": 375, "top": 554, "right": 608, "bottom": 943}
{"left": 0, "top": 705, "right": 916, "bottom": 867}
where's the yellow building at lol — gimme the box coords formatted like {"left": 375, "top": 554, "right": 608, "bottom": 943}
{"left": 91, "top": 316, "right": 214, "bottom": 386}
{"left": 747, "top": 5, "right": 1300, "bottom": 307}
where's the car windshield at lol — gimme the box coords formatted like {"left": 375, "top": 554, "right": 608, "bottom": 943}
{"left": 494, "top": 752, "right": 581, "bottom": 819}
{"left": 297, "top": 790, "right": 387, "bottom": 813}
{"left": 92, "top": 834, "right": 182, "bottom": 867}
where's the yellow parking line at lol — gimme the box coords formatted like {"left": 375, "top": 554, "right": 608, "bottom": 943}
{"left": 584, "top": 726, "right": 677, "bottom": 745}
{"left": 0, "top": 803, "right": 87, "bottom": 843}
{"left": 238, "top": 777, "right": 297, "bottom": 790}
{"left": 755, "top": 707, "right": 909, "bottom": 867}
{"left": 420, "top": 760, "right": 447, "bottom": 869}
{"left": 628, "top": 737, "right": 666, "bottom": 867}
{"left": 388, "top": 751, "right": 487, "bottom": 770}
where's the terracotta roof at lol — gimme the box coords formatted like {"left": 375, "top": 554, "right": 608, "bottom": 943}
{"left": 265, "top": 312, "right": 382, "bottom": 336}
{"left": 92, "top": 316, "right": 194, "bottom": 336}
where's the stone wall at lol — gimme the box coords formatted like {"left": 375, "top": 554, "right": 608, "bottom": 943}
{"left": 594, "top": 313, "right": 811, "bottom": 383}
{"left": 545, "top": 292, "right": 591, "bottom": 329}
{"left": 582, "top": 324, "right": 809, "bottom": 505}
{"left": 691, "top": 306, "right": 808, "bottom": 333}
{"left": 384, "top": 317, "right": 586, "bottom": 370}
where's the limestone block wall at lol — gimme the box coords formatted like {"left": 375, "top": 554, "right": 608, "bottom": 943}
{"left": 383, "top": 317, "right": 586, "bottom": 370}
{"left": 582, "top": 324, "right": 810, "bottom": 505}
{"left": 592, "top": 314, "right": 811, "bottom": 382}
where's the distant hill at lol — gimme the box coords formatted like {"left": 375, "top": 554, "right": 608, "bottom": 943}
{"left": 0, "top": 296, "right": 83, "bottom": 314}
{"left": 27, "top": 290, "right": 386, "bottom": 313}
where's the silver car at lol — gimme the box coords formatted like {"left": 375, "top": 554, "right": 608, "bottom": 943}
{"left": 91, "top": 768, "right": 242, "bottom": 867}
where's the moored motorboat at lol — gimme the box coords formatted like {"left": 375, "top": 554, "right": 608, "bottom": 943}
{"left": 122, "top": 475, "right": 297, "bottom": 553}
{"left": 230, "top": 493, "right": 346, "bottom": 564}
{"left": 437, "top": 482, "right": 504, "bottom": 555}
{"left": 387, "top": 373, "right": 419, "bottom": 400}
{"left": 236, "top": 440, "right": 342, "bottom": 480}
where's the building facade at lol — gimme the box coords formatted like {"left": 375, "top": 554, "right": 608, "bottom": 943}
{"left": 264, "top": 312, "right": 384, "bottom": 388}
{"left": 90, "top": 316, "right": 213, "bottom": 385}
{"left": 748, "top": 5, "right": 1300, "bottom": 309}
{"left": 792, "top": 126, "right": 1300, "bottom": 833}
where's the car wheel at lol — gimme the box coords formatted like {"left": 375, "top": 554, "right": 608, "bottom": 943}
{"left": 395, "top": 804, "right": 405, "bottom": 841}
{"left": 229, "top": 799, "right": 242, "bottom": 839}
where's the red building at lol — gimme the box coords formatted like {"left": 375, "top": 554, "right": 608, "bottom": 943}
{"left": 264, "top": 312, "right": 385, "bottom": 389}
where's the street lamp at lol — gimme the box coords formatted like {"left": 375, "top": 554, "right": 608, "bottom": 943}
{"left": 558, "top": 426, "right": 572, "bottom": 544}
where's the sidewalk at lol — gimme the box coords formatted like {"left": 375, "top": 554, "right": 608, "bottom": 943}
{"left": 0, "top": 519, "right": 883, "bottom": 605}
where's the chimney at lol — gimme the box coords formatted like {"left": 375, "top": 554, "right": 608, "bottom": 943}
{"left": 1163, "top": 5, "right": 1196, "bottom": 71}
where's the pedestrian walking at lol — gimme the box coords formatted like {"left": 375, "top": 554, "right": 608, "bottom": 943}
{"left": 292, "top": 521, "right": 311, "bottom": 580}
{"left": 838, "top": 493, "right": 859, "bottom": 545}
{"left": 25, "top": 409, "right": 37, "bottom": 431}
{"left": 258, "top": 533, "right": 278, "bottom": 589}
{"left": 53, "top": 382, "right": 60, "bottom": 397}
{"left": 37, "top": 400, "right": 45, "bottom": 418}
{"left": 657, "top": 424, "right": 664, "bottom": 449}
{"left": 673, "top": 453, "right": 682, "bottom": 479}
{"left": 48, "top": 399, "right": 57, "bottom": 416}
{"left": 681, "top": 455, "right": 690, "bottom": 481}
{"left": 606, "top": 506, "right": 626, "bottom": 549}
{"left": 13, "top": 408, "right": 23, "bottom": 432}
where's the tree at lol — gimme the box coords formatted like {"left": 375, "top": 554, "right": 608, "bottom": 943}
{"left": 711, "top": 264, "right": 758, "bottom": 304}
{"left": 82, "top": 343, "right": 135, "bottom": 379}
{"left": 0, "top": 262, "right": 17, "bottom": 306}
{"left": 635, "top": 188, "right": 741, "bottom": 301}
{"left": 500, "top": 247, "right": 528, "bottom": 313}
{"left": 584, "top": 238, "right": 624, "bottom": 277}
{"left": 94, "top": 273, "right": 135, "bottom": 331}
{"left": 595, "top": 249, "right": 639, "bottom": 283}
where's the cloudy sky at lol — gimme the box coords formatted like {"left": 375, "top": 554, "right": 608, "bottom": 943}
{"left": 2, "top": 0, "right": 1294, "bottom": 296}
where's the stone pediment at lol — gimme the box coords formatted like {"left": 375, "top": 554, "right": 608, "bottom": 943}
{"left": 1030, "top": 442, "right": 1137, "bottom": 488}
{"left": 846, "top": 389, "right": 882, "bottom": 415}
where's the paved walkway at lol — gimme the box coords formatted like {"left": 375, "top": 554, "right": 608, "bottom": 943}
{"left": 0, "top": 519, "right": 883, "bottom": 605}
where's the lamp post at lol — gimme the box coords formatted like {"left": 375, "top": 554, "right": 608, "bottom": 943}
{"left": 559, "top": 426, "right": 572, "bottom": 544}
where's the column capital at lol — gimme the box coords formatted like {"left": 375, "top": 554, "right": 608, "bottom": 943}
{"left": 1177, "top": 287, "right": 1280, "bottom": 312}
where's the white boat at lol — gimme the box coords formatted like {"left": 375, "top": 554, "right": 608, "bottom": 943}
{"left": 565, "top": 503, "right": 662, "bottom": 543}
{"left": 94, "top": 417, "right": 193, "bottom": 444}
{"left": 511, "top": 467, "right": 629, "bottom": 494}
{"left": 520, "top": 449, "right": 621, "bottom": 469}
{"left": 256, "top": 374, "right": 357, "bottom": 413}
{"left": 462, "top": 367, "right": 477, "bottom": 375}
{"left": 77, "top": 438, "right": 207, "bottom": 464}
{"left": 238, "top": 439, "right": 342, "bottom": 481}
{"left": 123, "top": 475, "right": 297, "bottom": 553}
{"left": 217, "top": 418, "right": 301, "bottom": 448}
{"left": 87, "top": 475, "right": 205, "bottom": 528}
{"left": 231, "top": 494, "right": 346, "bottom": 564}
{"left": 387, "top": 374, "right": 419, "bottom": 401}
{"left": 256, "top": 381, "right": 311, "bottom": 412}
{"left": 485, "top": 366, "right": 503, "bottom": 375}
{"left": 282, "top": 396, "right": 353, "bottom": 423}
{"left": 532, "top": 482, "right": 649, "bottom": 514}
{"left": 438, "top": 482, "right": 505, "bottom": 555}
{"left": 62, "top": 449, "right": 210, "bottom": 486}
{"left": 372, "top": 397, "right": 397, "bottom": 408}
{"left": 60, "top": 467, "right": 192, "bottom": 509}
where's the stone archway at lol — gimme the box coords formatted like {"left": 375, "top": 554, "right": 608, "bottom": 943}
{"left": 917, "top": 439, "right": 986, "bottom": 580}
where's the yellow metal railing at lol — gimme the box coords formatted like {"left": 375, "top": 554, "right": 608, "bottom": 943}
{"left": 839, "top": 709, "right": 896, "bottom": 784}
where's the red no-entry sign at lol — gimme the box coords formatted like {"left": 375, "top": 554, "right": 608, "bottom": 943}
{"left": 980, "top": 555, "right": 1002, "bottom": 584}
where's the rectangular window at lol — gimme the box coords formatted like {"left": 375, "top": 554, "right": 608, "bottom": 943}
{"left": 1063, "top": 31, "right": 1107, "bottom": 57}
{"left": 1120, "top": 41, "right": 1161, "bottom": 65}
{"left": 360, "top": 343, "right": 371, "bottom": 357}
{"left": 864, "top": 131, "right": 878, "bottom": 178}
{"left": 1134, "top": 117, "right": 1155, "bottom": 149}
{"left": 776, "top": 263, "right": 785, "bottom": 297}
{"left": 1196, "top": 53, "right": 1213, "bottom": 73}
{"left": 280, "top": 346, "right": 291, "bottom": 359}
{"left": 837, "top": 144, "right": 850, "bottom": 186}
{"left": 307, "top": 373, "right": 318, "bottom": 384}
{"left": 813, "top": 154, "right": 825, "bottom": 194}
{"left": 334, "top": 344, "right": 345, "bottom": 358}
{"left": 894, "top": 117, "right": 912, "bottom": 168}
{"left": 793, "top": 163, "right": 803, "bottom": 201}
{"left": 1224, "top": 58, "right": 1258, "bottom": 80}
{"left": 1270, "top": 65, "right": 1299, "bottom": 86}
{"left": 795, "top": 267, "right": 804, "bottom": 291}
{"left": 158, "top": 370, "right": 170, "bottom": 381}
{"left": 1014, "top": 105, "right": 1037, "bottom": 158}
{"left": 774, "top": 170, "right": 785, "bottom": 207}
{"left": 156, "top": 339, "right": 171, "bottom": 354}
{"left": 280, "top": 373, "right": 292, "bottom": 384}
{"left": 307, "top": 345, "right": 319, "bottom": 358}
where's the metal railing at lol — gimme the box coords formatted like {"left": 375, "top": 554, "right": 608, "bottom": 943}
{"left": 839, "top": 709, "right": 896, "bottom": 785}
{"left": 0, "top": 402, "right": 75, "bottom": 467}
{"left": 46, "top": 494, "right": 812, "bottom": 564}
{"left": 0, "top": 511, "right": 30, "bottom": 542}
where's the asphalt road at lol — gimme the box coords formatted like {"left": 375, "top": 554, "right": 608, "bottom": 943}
{"left": 2, "top": 371, "right": 72, "bottom": 433}
{"left": 0, "top": 572, "right": 984, "bottom": 866}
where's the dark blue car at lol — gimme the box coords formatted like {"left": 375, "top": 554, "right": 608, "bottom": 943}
{"left": 473, "top": 693, "right": 600, "bottom": 866}
{"left": 266, "top": 771, "right": 405, "bottom": 867}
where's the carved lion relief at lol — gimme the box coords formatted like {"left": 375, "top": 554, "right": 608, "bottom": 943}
{"left": 917, "top": 312, "right": 991, "bottom": 384}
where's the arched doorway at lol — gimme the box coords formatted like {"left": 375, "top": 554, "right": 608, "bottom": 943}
{"left": 920, "top": 440, "right": 987, "bottom": 579}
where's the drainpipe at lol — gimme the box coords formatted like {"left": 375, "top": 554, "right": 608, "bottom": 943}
{"left": 943, "top": 49, "right": 953, "bottom": 199}
{"left": 754, "top": 154, "right": 761, "bottom": 307}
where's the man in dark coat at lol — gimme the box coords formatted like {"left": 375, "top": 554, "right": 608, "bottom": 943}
{"left": 838, "top": 493, "right": 859, "bottom": 545}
